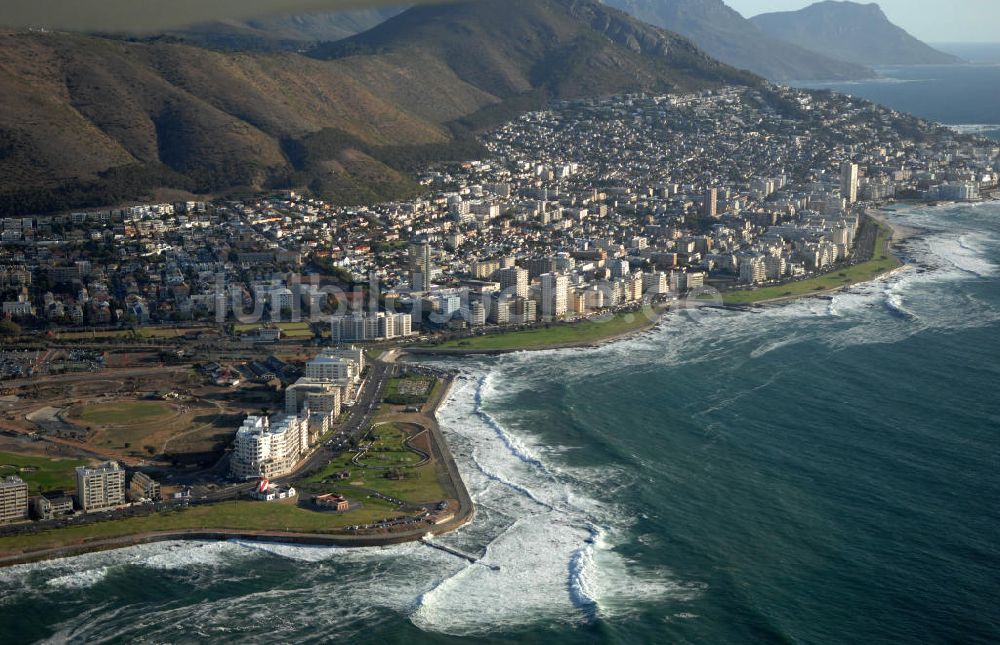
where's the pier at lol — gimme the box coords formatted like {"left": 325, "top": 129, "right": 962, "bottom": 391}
{"left": 420, "top": 537, "right": 500, "bottom": 570}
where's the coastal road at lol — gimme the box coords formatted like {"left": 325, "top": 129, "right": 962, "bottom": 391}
{"left": 184, "top": 359, "right": 396, "bottom": 502}
{"left": 278, "top": 359, "right": 396, "bottom": 482}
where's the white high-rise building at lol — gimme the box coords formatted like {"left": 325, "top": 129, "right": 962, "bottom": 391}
{"left": 75, "top": 462, "right": 126, "bottom": 512}
{"left": 840, "top": 162, "right": 859, "bottom": 204}
{"left": 497, "top": 267, "right": 529, "bottom": 299}
{"left": 286, "top": 379, "right": 342, "bottom": 418}
{"left": 540, "top": 273, "right": 569, "bottom": 319}
{"left": 306, "top": 350, "right": 360, "bottom": 382}
{"left": 231, "top": 414, "right": 311, "bottom": 480}
{"left": 330, "top": 312, "right": 413, "bottom": 342}
{"left": 0, "top": 476, "right": 28, "bottom": 524}
{"left": 642, "top": 272, "right": 668, "bottom": 295}
{"left": 409, "top": 241, "right": 433, "bottom": 292}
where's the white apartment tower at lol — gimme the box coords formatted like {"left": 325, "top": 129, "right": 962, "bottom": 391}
{"left": 498, "top": 266, "right": 529, "bottom": 299}
{"left": 0, "top": 476, "right": 28, "bottom": 524}
{"left": 840, "top": 162, "right": 859, "bottom": 204}
{"left": 409, "top": 241, "right": 433, "bottom": 292}
{"left": 540, "top": 273, "right": 569, "bottom": 319}
{"left": 75, "top": 462, "right": 126, "bottom": 512}
{"left": 230, "top": 414, "right": 310, "bottom": 480}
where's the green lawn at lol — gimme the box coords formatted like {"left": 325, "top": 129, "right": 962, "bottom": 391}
{"left": 0, "top": 452, "right": 91, "bottom": 494}
{"left": 0, "top": 500, "right": 418, "bottom": 555}
{"left": 77, "top": 401, "right": 175, "bottom": 426}
{"left": 723, "top": 223, "right": 902, "bottom": 305}
{"left": 305, "top": 424, "right": 447, "bottom": 504}
{"left": 54, "top": 329, "right": 134, "bottom": 340}
{"left": 432, "top": 310, "right": 657, "bottom": 351}
{"left": 358, "top": 425, "right": 425, "bottom": 468}
{"left": 52, "top": 326, "right": 211, "bottom": 340}
{"left": 137, "top": 327, "right": 210, "bottom": 339}
{"left": 383, "top": 377, "right": 435, "bottom": 405}
{"left": 233, "top": 322, "right": 313, "bottom": 338}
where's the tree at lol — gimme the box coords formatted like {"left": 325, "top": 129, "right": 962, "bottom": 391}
{"left": 0, "top": 320, "right": 21, "bottom": 337}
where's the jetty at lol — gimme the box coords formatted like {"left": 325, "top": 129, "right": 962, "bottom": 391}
{"left": 420, "top": 536, "right": 500, "bottom": 570}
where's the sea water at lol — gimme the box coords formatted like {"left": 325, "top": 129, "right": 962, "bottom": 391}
{"left": 795, "top": 61, "right": 1000, "bottom": 141}
{"left": 1, "top": 203, "right": 999, "bottom": 644}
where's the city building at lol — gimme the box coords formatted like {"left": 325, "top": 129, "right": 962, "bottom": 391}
{"left": 75, "top": 462, "right": 126, "bottom": 512}
{"left": 128, "top": 472, "right": 161, "bottom": 502}
{"left": 409, "top": 241, "right": 434, "bottom": 292}
{"left": 497, "top": 267, "right": 529, "bottom": 299}
{"left": 330, "top": 312, "right": 413, "bottom": 342}
{"left": 540, "top": 272, "right": 569, "bottom": 319}
{"left": 704, "top": 187, "right": 718, "bottom": 218}
{"left": 0, "top": 476, "right": 29, "bottom": 524}
{"left": 841, "top": 162, "right": 859, "bottom": 204}
{"left": 230, "top": 414, "right": 311, "bottom": 480}
{"left": 286, "top": 377, "right": 343, "bottom": 418}
{"left": 33, "top": 493, "right": 74, "bottom": 520}
{"left": 305, "top": 349, "right": 361, "bottom": 382}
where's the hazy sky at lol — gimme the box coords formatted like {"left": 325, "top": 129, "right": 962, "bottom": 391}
{"left": 727, "top": 0, "right": 1000, "bottom": 43}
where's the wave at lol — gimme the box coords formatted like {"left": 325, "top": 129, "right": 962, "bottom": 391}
{"left": 474, "top": 372, "right": 547, "bottom": 470}
{"left": 45, "top": 567, "right": 110, "bottom": 590}
{"left": 750, "top": 334, "right": 803, "bottom": 359}
{"left": 567, "top": 524, "right": 601, "bottom": 620}
{"left": 928, "top": 234, "right": 998, "bottom": 277}
{"left": 883, "top": 283, "right": 918, "bottom": 321}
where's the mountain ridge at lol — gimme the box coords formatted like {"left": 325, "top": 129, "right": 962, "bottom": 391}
{"left": 751, "top": 1, "right": 962, "bottom": 67}
{"left": 0, "top": 0, "right": 760, "bottom": 215}
{"left": 602, "top": 0, "right": 874, "bottom": 81}
{"left": 167, "top": 7, "right": 405, "bottom": 52}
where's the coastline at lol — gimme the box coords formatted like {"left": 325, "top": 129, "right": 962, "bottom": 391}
{"left": 406, "top": 309, "right": 665, "bottom": 356}
{"left": 719, "top": 212, "right": 907, "bottom": 307}
{"left": 0, "top": 207, "right": 945, "bottom": 568}
{"left": 0, "top": 373, "right": 474, "bottom": 569}
{"left": 411, "top": 212, "right": 916, "bottom": 355}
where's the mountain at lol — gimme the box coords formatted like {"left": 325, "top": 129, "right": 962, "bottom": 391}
{"left": 0, "top": 0, "right": 759, "bottom": 215}
{"left": 170, "top": 8, "right": 405, "bottom": 51}
{"left": 751, "top": 1, "right": 963, "bottom": 67}
{"left": 315, "top": 0, "right": 759, "bottom": 100}
{"left": 603, "top": 0, "right": 873, "bottom": 81}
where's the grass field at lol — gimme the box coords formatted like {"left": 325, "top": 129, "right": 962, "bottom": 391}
{"left": 72, "top": 401, "right": 200, "bottom": 457}
{"left": 432, "top": 311, "right": 657, "bottom": 351}
{"left": 136, "top": 327, "right": 212, "bottom": 339}
{"left": 77, "top": 402, "right": 175, "bottom": 426}
{"left": 357, "top": 425, "right": 425, "bottom": 468}
{"left": 233, "top": 322, "right": 314, "bottom": 338}
{"left": 53, "top": 329, "right": 133, "bottom": 340}
{"left": 53, "top": 326, "right": 212, "bottom": 341}
{"left": 0, "top": 452, "right": 91, "bottom": 494}
{"left": 383, "top": 376, "right": 434, "bottom": 405}
{"left": 0, "top": 500, "right": 415, "bottom": 555}
{"left": 722, "top": 223, "right": 902, "bottom": 305}
{"left": 306, "top": 424, "right": 446, "bottom": 503}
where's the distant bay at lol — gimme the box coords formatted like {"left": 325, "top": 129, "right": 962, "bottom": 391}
{"left": 794, "top": 53, "right": 1000, "bottom": 141}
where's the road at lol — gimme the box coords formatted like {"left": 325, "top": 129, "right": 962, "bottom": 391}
{"left": 186, "top": 358, "right": 397, "bottom": 502}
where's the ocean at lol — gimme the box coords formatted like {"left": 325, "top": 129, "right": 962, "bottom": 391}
{"left": 2, "top": 202, "right": 998, "bottom": 643}
{"left": 795, "top": 55, "right": 1000, "bottom": 141}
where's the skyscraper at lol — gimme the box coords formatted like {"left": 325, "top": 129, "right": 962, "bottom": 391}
{"left": 0, "top": 476, "right": 28, "bottom": 524}
{"left": 704, "top": 188, "right": 718, "bottom": 218}
{"left": 841, "top": 162, "right": 859, "bottom": 204}
{"left": 498, "top": 267, "right": 529, "bottom": 299}
{"left": 75, "top": 462, "right": 125, "bottom": 512}
{"left": 409, "top": 241, "right": 433, "bottom": 292}
{"left": 540, "top": 273, "right": 568, "bottom": 319}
